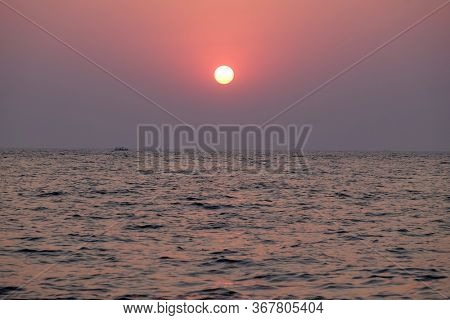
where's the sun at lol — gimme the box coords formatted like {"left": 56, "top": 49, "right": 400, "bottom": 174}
{"left": 214, "top": 65, "right": 234, "bottom": 85}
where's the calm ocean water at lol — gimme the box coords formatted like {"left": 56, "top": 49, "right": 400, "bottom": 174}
{"left": 0, "top": 151, "right": 449, "bottom": 299}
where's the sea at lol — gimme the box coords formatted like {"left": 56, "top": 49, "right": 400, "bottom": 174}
{"left": 0, "top": 150, "right": 449, "bottom": 299}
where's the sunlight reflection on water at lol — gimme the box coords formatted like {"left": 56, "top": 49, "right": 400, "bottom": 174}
{"left": 0, "top": 151, "right": 449, "bottom": 299}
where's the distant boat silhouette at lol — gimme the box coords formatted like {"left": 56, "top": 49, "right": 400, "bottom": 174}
{"left": 113, "top": 147, "right": 129, "bottom": 151}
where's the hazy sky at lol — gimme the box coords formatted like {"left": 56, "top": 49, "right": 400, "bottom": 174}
{"left": 1, "top": 0, "right": 449, "bottom": 150}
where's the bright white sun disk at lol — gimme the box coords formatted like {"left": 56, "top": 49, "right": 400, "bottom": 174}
{"left": 214, "top": 66, "right": 234, "bottom": 85}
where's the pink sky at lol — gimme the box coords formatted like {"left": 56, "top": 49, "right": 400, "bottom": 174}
{"left": 1, "top": 0, "right": 449, "bottom": 149}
